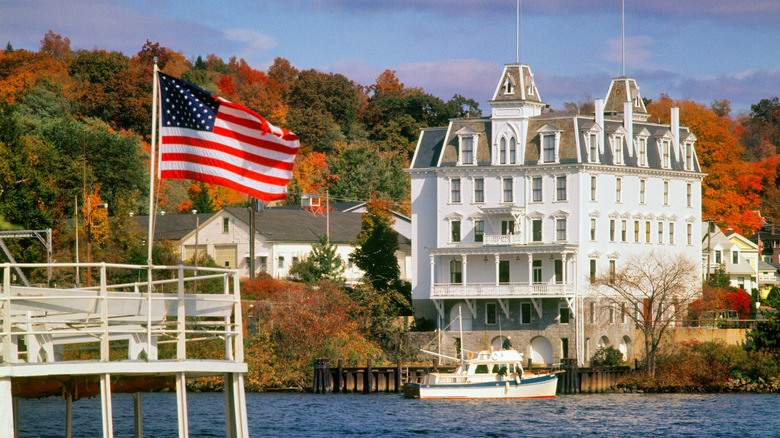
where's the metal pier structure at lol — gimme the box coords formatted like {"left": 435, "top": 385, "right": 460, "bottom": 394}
{"left": 0, "top": 262, "right": 249, "bottom": 438}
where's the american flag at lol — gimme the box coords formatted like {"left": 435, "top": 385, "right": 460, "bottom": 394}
{"left": 157, "top": 72, "right": 299, "bottom": 201}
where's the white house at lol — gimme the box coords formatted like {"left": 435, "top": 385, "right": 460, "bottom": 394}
{"left": 408, "top": 64, "right": 704, "bottom": 365}
{"left": 702, "top": 224, "right": 767, "bottom": 292}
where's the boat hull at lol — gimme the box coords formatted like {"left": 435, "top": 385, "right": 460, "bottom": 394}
{"left": 403, "top": 374, "right": 558, "bottom": 399}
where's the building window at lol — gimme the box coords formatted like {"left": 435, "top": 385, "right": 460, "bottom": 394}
{"left": 451, "top": 220, "right": 461, "bottom": 243}
{"left": 590, "top": 260, "right": 597, "bottom": 283}
{"left": 663, "top": 181, "right": 669, "bottom": 205}
{"left": 639, "top": 179, "right": 646, "bottom": 204}
{"left": 532, "top": 177, "right": 542, "bottom": 202}
{"left": 588, "top": 133, "right": 598, "bottom": 163}
{"left": 486, "top": 303, "right": 497, "bottom": 325}
{"left": 621, "top": 303, "right": 627, "bottom": 323}
{"left": 562, "top": 338, "right": 569, "bottom": 358}
{"left": 509, "top": 137, "right": 517, "bottom": 164}
{"left": 556, "top": 218, "right": 567, "bottom": 241}
{"left": 543, "top": 135, "right": 556, "bottom": 162}
{"left": 590, "top": 176, "right": 597, "bottom": 201}
{"left": 474, "top": 220, "right": 484, "bottom": 242}
{"left": 559, "top": 303, "right": 570, "bottom": 324}
{"left": 687, "top": 223, "right": 693, "bottom": 245}
{"left": 613, "top": 135, "right": 623, "bottom": 164}
{"left": 472, "top": 177, "right": 485, "bottom": 203}
{"left": 590, "top": 218, "right": 597, "bottom": 241}
{"left": 450, "top": 178, "right": 461, "bottom": 203}
{"left": 645, "top": 221, "right": 651, "bottom": 243}
{"left": 461, "top": 136, "right": 474, "bottom": 165}
{"left": 662, "top": 139, "right": 671, "bottom": 168}
{"left": 638, "top": 137, "right": 647, "bottom": 166}
{"left": 521, "top": 302, "right": 532, "bottom": 324}
{"left": 555, "top": 259, "right": 563, "bottom": 284}
{"left": 609, "top": 260, "right": 616, "bottom": 283}
{"left": 685, "top": 143, "right": 693, "bottom": 170}
{"left": 732, "top": 250, "right": 739, "bottom": 264}
{"left": 615, "top": 177, "right": 622, "bottom": 203}
{"left": 223, "top": 218, "right": 230, "bottom": 234}
{"left": 532, "top": 260, "right": 542, "bottom": 284}
{"left": 556, "top": 176, "right": 567, "bottom": 201}
{"left": 258, "top": 256, "right": 267, "bottom": 272}
{"left": 499, "top": 260, "right": 510, "bottom": 283}
{"left": 532, "top": 219, "right": 542, "bottom": 242}
{"left": 634, "top": 220, "right": 640, "bottom": 242}
{"left": 715, "top": 250, "right": 722, "bottom": 264}
{"left": 657, "top": 221, "right": 663, "bottom": 244}
{"left": 450, "top": 259, "right": 462, "bottom": 284}
{"left": 589, "top": 302, "right": 596, "bottom": 323}
{"left": 669, "top": 223, "right": 675, "bottom": 245}
{"left": 687, "top": 183, "right": 692, "bottom": 207}
{"left": 502, "top": 177, "right": 513, "bottom": 203}
{"left": 278, "top": 256, "right": 285, "bottom": 268}
{"left": 501, "top": 220, "right": 515, "bottom": 235}
{"left": 621, "top": 220, "right": 627, "bottom": 242}
{"left": 609, "top": 219, "right": 616, "bottom": 242}
{"left": 500, "top": 137, "right": 507, "bottom": 164}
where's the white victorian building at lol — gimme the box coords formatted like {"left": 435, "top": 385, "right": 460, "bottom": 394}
{"left": 409, "top": 64, "right": 704, "bottom": 365}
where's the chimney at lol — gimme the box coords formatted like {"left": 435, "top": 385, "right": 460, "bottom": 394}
{"left": 623, "top": 101, "right": 633, "bottom": 157}
{"left": 671, "top": 106, "right": 680, "bottom": 153}
{"left": 595, "top": 98, "right": 605, "bottom": 153}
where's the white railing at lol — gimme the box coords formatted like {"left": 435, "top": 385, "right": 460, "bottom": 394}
{"left": 431, "top": 282, "right": 576, "bottom": 298}
{"left": 0, "top": 262, "right": 243, "bottom": 365}
{"left": 482, "top": 234, "right": 523, "bottom": 246}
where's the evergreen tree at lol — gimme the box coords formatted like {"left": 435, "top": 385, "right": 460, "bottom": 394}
{"left": 350, "top": 199, "right": 400, "bottom": 291}
{"left": 747, "top": 292, "right": 780, "bottom": 351}
{"left": 289, "top": 235, "right": 344, "bottom": 284}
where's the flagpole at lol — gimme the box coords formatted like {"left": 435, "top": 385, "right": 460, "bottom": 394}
{"left": 147, "top": 60, "right": 159, "bottom": 265}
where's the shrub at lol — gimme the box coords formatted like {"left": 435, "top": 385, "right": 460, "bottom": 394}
{"left": 591, "top": 346, "right": 624, "bottom": 367}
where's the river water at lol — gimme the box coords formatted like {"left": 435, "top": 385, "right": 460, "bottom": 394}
{"left": 16, "top": 392, "right": 780, "bottom": 437}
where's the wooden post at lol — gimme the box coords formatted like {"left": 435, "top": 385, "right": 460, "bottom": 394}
{"left": 312, "top": 359, "right": 320, "bottom": 393}
{"left": 364, "top": 358, "right": 372, "bottom": 394}
{"left": 335, "top": 359, "right": 343, "bottom": 393}
{"left": 323, "top": 358, "right": 330, "bottom": 393}
{"left": 395, "top": 359, "right": 402, "bottom": 393}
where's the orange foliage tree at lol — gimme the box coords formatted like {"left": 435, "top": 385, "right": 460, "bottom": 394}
{"left": 648, "top": 96, "right": 769, "bottom": 234}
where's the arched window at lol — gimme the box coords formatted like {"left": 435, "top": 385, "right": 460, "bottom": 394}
{"left": 509, "top": 137, "right": 517, "bottom": 164}
{"left": 500, "top": 137, "right": 507, "bottom": 164}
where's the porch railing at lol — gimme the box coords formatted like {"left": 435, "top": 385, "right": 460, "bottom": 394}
{"left": 431, "top": 282, "right": 576, "bottom": 298}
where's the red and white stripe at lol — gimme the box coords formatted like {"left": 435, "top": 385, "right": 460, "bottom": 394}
{"left": 160, "top": 98, "right": 299, "bottom": 201}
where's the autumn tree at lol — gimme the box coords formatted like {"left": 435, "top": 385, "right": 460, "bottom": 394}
{"left": 592, "top": 251, "right": 700, "bottom": 377}
{"left": 39, "top": 30, "right": 72, "bottom": 60}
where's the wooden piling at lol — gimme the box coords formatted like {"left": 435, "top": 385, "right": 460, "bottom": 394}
{"left": 364, "top": 359, "right": 372, "bottom": 394}
{"left": 335, "top": 359, "right": 343, "bottom": 393}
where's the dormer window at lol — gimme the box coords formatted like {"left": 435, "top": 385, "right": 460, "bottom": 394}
{"left": 537, "top": 124, "right": 561, "bottom": 164}
{"left": 612, "top": 135, "right": 624, "bottom": 165}
{"left": 503, "top": 76, "right": 515, "bottom": 95}
{"left": 662, "top": 139, "right": 671, "bottom": 168}
{"left": 638, "top": 137, "right": 648, "bottom": 167}
{"left": 543, "top": 135, "right": 556, "bottom": 162}
{"left": 588, "top": 133, "right": 599, "bottom": 163}
{"left": 684, "top": 142, "right": 693, "bottom": 170}
{"left": 456, "top": 127, "right": 478, "bottom": 166}
{"left": 525, "top": 75, "right": 535, "bottom": 96}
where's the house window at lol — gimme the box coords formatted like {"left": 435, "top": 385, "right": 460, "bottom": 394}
{"left": 532, "top": 177, "right": 542, "bottom": 202}
{"left": 588, "top": 133, "right": 598, "bottom": 163}
{"left": 615, "top": 177, "right": 622, "bottom": 203}
{"left": 509, "top": 137, "right": 517, "bottom": 164}
{"left": 556, "top": 176, "right": 567, "bottom": 201}
{"left": 450, "top": 259, "right": 462, "bottom": 284}
{"left": 732, "top": 250, "right": 739, "bottom": 264}
{"left": 223, "top": 218, "right": 230, "bottom": 234}
{"left": 590, "top": 176, "right": 597, "bottom": 201}
{"left": 590, "top": 260, "right": 597, "bottom": 283}
{"left": 450, "top": 178, "right": 461, "bottom": 203}
{"left": 621, "top": 303, "right": 627, "bottom": 323}
{"left": 474, "top": 220, "right": 484, "bottom": 242}
{"left": 292, "top": 256, "right": 299, "bottom": 266}
{"left": 451, "top": 220, "right": 461, "bottom": 243}
{"left": 687, "top": 183, "right": 692, "bottom": 207}
{"left": 532, "top": 219, "right": 542, "bottom": 242}
{"left": 608, "top": 307, "right": 614, "bottom": 324}
{"left": 669, "top": 223, "right": 675, "bottom": 245}
{"left": 621, "top": 220, "right": 627, "bottom": 242}
{"left": 562, "top": 338, "right": 569, "bottom": 358}
{"left": 500, "top": 137, "right": 507, "bottom": 164}
{"left": 639, "top": 179, "right": 646, "bottom": 204}
{"left": 687, "top": 223, "right": 693, "bottom": 245}
{"left": 662, "top": 139, "right": 671, "bottom": 168}
{"left": 638, "top": 137, "right": 647, "bottom": 166}
{"left": 474, "top": 177, "right": 484, "bottom": 203}
{"left": 663, "top": 181, "right": 669, "bottom": 205}
{"left": 258, "top": 256, "right": 267, "bottom": 272}
{"left": 278, "top": 256, "right": 285, "bottom": 268}
{"left": 685, "top": 143, "right": 693, "bottom": 170}
{"left": 589, "top": 302, "right": 596, "bottom": 323}
{"left": 613, "top": 135, "right": 623, "bottom": 164}
{"left": 609, "top": 219, "right": 616, "bottom": 242}
{"left": 499, "top": 260, "right": 510, "bottom": 283}
{"left": 502, "top": 178, "right": 513, "bottom": 203}
{"left": 532, "top": 260, "right": 542, "bottom": 284}
{"left": 559, "top": 303, "right": 570, "bottom": 324}
{"left": 521, "top": 302, "right": 532, "bottom": 324}
{"left": 657, "top": 221, "right": 664, "bottom": 244}
{"left": 486, "top": 303, "right": 497, "bottom": 325}
{"left": 609, "top": 260, "right": 616, "bottom": 284}
{"left": 738, "top": 277, "right": 745, "bottom": 290}
{"left": 461, "top": 136, "right": 474, "bottom": 165}
{"left": 556, "top": 218, "right": 567, "bottom": 241}
{"left": 590, "top": 218, "right": 596, "bottom": 241}
{"left": 543, "top": 135, "right": 556, "bottom": 162}
{"left": 634, "top": 220, "right": 640, "bottom": 242}
{"left": 645, "top": 221, "right": 651, "bottom": 243}
{"left": 501, "top": 220, "right": 515, "bottom": 235}
{"left": 715, "top": 250, "right": 722, "bottom": 264}
{"left": 555, "top": 259, "right": 563, "bottom": 284}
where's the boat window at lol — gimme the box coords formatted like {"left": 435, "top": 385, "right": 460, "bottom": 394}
{"left": 475, "top": 364, "right": 489, "bottom": 374}
{"left": 491, "top": 364, "right": 499, "bottom": 374}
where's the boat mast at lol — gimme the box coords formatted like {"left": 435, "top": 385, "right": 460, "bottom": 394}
{"left": 458, "top": 306, "right": 464, "bottom": 365}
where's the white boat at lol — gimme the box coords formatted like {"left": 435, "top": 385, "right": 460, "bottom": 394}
{"left": 403, "top": 348, "right": 561, "bottom": 399}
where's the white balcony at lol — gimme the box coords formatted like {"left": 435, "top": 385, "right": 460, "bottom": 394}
{"left": 482, "top": 234, "right": 523, "bottom": 246}
{"left": 431, "top": 282, "right": 576, "bottom": 299}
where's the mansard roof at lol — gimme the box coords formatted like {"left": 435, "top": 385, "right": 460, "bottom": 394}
{"left": 489, "top": 64, "right": 542, "bottom": 104}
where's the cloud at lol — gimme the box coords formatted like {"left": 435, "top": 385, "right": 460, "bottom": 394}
{"left": 223, "top": 28, "right": 277, "bottom": 54}
{"left": 603, "top": 36, "right": 655, "bottom": 71}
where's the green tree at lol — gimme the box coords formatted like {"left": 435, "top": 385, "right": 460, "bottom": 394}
{"left": 747, "top": 292, "right": 780, "bottom": 351}
{"left": 326, "top": 141, "right": 410, "bottom": 205}
{"left": 289, "top": 235, "right": 344, "bottom": 284}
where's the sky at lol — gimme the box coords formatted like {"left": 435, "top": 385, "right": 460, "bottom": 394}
{"left": 3, "top": 0, "right": 779, "bottom": 116}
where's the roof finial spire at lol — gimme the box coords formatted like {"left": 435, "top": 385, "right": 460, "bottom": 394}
{"left": 621, "top": 0, "right": 625, "bottom": 77}
{"left": 516, "top": 0, "right": 520, "bottom": 63}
